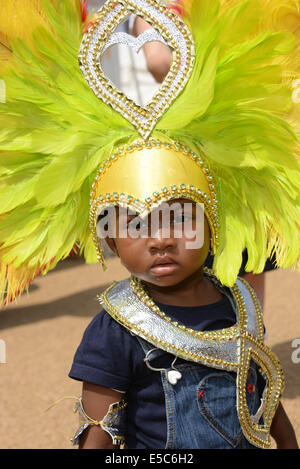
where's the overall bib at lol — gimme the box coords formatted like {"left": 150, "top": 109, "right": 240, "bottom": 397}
{"left": 136, "top": 336, "right": 261, "bottom": 449}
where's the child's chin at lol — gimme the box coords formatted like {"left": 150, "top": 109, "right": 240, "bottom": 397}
{"left": 146, "top": 272, "right": 185, "bottom": 287}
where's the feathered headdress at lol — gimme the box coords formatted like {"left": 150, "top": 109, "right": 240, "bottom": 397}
{"left": 0, "top": 0, "right": 300, "bottom": 306}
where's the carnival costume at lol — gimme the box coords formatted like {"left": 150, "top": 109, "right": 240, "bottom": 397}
{"left": 1, "top": 0, "right": 300, "bottom": 448}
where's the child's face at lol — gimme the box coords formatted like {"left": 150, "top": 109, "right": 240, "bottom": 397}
{"left": 103, "top": 198, "right": 211, "bottom": 287}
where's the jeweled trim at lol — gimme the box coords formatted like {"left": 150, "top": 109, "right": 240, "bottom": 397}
{"left": 89, "top": 139, "right": 219, "bottom": 266}
{"left": 129, "top": 270, "right": 243, "bottom": 343}
{"left": 237, "top": 336, "right": 285, "bottom": 448}
{"left": 79, "top": 0, "right": 195, "bottom": 138}
{"left": 98, "top": 277, "right": 240, "bottom": 370}
{"left": 97, "top": 273, "right": 285, "bottom": 449}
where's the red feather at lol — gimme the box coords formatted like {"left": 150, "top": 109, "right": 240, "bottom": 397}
{"left": 79, "top": 0, "right": 88, "bottom": 23}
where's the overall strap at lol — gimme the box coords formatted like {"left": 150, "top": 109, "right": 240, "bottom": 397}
{"left": 135, "top": 335, "right": 167, "bottom": 361}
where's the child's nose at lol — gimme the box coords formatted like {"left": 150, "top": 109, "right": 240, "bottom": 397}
{"left": 147, "top": 227, "right": 177, "bottom": 252}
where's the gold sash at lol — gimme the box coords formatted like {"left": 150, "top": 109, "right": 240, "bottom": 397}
{"left": 98, "top": 274, "right": 284, "bottom": 448}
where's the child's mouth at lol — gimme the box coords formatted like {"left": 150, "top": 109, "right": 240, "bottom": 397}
{"left": 150, "top": 262, "right": 179, "bottom": 276}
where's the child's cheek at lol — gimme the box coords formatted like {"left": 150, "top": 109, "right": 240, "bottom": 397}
{"left": 117, "top": 237, "right": 147, "bottom": 270}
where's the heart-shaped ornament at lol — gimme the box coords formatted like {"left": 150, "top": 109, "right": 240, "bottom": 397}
{"left": 102, "top": 29, "right": 167, "bottom": 55}
{"left": 79, "top": 0, "right": 194, "bottom": 139}
{"left": 167, "top": 369, "right": 182, "bottom": 385}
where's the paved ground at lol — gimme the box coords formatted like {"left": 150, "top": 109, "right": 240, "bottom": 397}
{"left": 0, "top": 256, "right": 299, "bottom": 449}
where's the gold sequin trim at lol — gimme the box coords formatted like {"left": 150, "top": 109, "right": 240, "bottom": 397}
{"left": 98, "top": 273, "right": 252, "bottom": 370}
{"left": 79, "top": 0, "right": 195, "bottom": 138}
{"left": 89, "top": 139, "right": 220, "bottom": 266}
{"left": 129, "top": 268, "right": 244, "bottom": 343}
{"left": 98, "top": 274, "right": 284, "bottom": 450}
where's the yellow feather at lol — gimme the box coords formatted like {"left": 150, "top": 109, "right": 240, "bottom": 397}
{"left": 0, "top": 0, "right": 49, "bottom": 42}
{"left": 258, "top": 0, "right": 300, "bottom": 135}
{"left": 0, "top": 0, "right": 49, "bottom": 71}
{"left": 181, "top": 0, "right": 300, "bottom": 135}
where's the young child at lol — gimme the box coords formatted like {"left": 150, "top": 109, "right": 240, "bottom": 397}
{"left": 69, "top": 192, "right": 298, "bottom": 449}
{"left": 0, "top": 0, "right": 299, "bottom": 451}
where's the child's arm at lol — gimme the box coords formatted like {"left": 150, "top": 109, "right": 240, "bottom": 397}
{"left": 270, "top": 401, "right": 299, "bottom": 449}
{"left": 132, "top": 16, "right": 172, "bottom": 83}
{"left": 78, "top": 381, "right": 125, "bottom": 449}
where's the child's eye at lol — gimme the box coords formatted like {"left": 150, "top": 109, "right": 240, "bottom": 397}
{"left": 127, "top": 217, "right": 148, "bottom": 231}
{"left": 173, "top": 214, "right": 192, "bottom": 224}
{"left": 136, "top": 219, "right": 148, "bottom": 230}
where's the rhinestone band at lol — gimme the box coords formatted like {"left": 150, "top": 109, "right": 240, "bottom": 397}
{"left": 129, "top": 268, "right": 245, "bottom": 343}
{"left": 97, "top": 273, "right": 285, "bottom": 449}
{"left": 79, "top": 0, "right": 195, "bottom": 139}
{"left": 89, "top": 139, "right": 220, "bottom": 266}
{"left": 103, "top": 28, "right": 167, "bottom": 55}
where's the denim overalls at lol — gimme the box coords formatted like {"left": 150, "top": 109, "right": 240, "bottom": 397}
{"left": 135, "top": 336, "right": 261, "bottom": 449}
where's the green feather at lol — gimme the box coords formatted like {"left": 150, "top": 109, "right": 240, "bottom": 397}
{"left": 0, "top": 0, "right": 300, "bottom": 303}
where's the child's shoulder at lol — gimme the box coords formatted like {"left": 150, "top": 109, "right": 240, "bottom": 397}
{"left": 83, "top": 306, "right": 135, "bottom": 343}
{"left": 69, "top": 306, "right": 144, "bottom": 390}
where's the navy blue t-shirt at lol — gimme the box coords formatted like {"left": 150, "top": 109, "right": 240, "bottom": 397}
{"left": 69, "top": 294, "right": 237, "bottom": 448}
